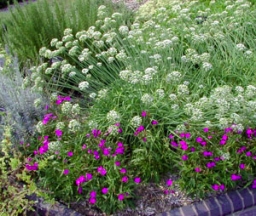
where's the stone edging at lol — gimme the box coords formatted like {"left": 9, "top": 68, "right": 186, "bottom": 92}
{"left": 158, "top": 187, "right": 256, "bottom": 216}
{"left": 27, "top": 187, "right": 256, "bottom": 215}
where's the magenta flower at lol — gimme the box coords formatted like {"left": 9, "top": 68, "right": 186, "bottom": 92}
{"left": 195, "top": 167, "right": 201, "bottom": 172}
{"left": 203, "top": 128, "right": 209, "bottom": 133}
{"left": 117, "top": 193, "right": 125, "bottom": 201}
{"left": 190, "top": 147, "right": 196, "bottom": 152}
{"left": 55, "top": 129, "right": 63, "bottom": 137}
{"left": 98, "top": 139, "right": 106, "bottom": 148}
{"left": 76, "top": 175, "right": 86, "bottom": 186}
{"left": 134, "top": 125, "right": 145, "bottom": 136}
{"left": 134, "top": 177, "right": 141, "bottom": 184}
{"left": 39, "top": 145, "right": 48, "bottom": 155}
{"left": 115, "top": 161, "right": 121, "bottom": 166}
{"left": 181, "top": 155, "right": 188, "bottom": 161}
{"left": 151, "top": 120, "right": 158, "bottom": 125}
{"left": 42, "top": 113, "right": 55, "bottom": 125}
{"left": 169, "top": 134, "right": 174, "bottom": 139}
{"left": 206, "top": 161, "right": 216, "bottom": 169}
{"left": 97, "top": 166, "right": 107, "bottom": 176}
{"left": 142, "top": 137, "right": 147, "bottom": 142}
{"left": 203, "top": 151, "right": 213, "bottom": 157}
{"left": 67, "top": 151, "right": 73, "bottom": 157}
{"left": 219, "top": 140, "right": 227, "bottom": 145}
{"left": 89, "top": 197, "right": 96, "bottom": 205}
{"left": 252, "top": 180, "right": 256, "bottom": 189}
{"left": 246, "top": 151, "right": 252, "bottom": 157}
{"left": 63, "top": 169, "right": 69, "bottom": 175}
{"left": 239, "top": 164, "right": 245, "bottom": 169}
{"left": 180, "top": 140, "right": 188, "bottom": 151}
{"left": 78, "top": 186, "right": 82, "bottom": 194}
{"left": 102, "top": 188, "right": 109, "bottom": 194}
{"left": 102, "top": 148, "right": 111, "bottom": 156}
{"left": 121, "top": 176, "right": 129, "bottom": 183}
{"left": 141, "top": 111, "right": 147, "bottom": 117}
{"left": 212, "top": 184, "right": 219, "bottom": 191}
{"left": 231, "top": 174, "right": 242, "bottom": 181}
{"left": 196, "top": 137, "right": 204, "bottom": 143}
{"left": 85, "top": 173, "right": 93, "bottom": 181}
{"left": 90, "top": 191, "right": 97, "bottom": 197}
{"left": 166, "top": 179, "right": 173, "bottom": 187}
{"left": 115, "top": 142, "right": 125, "bottom": 155}
{"left": 180, "top": 133, "right": 191, "bottom": 139}
{"left": 220, "top": 184, "right": 225, "bottom": 191}
{"left": 25, "top": 162, "right": 38, "bottom": 171}
{"left": 82, "top": 144, "right": 87, "bottom": 150}
{"left": 170, "top": 141, "right": 178, "bottom": 148}
{"left": 92, "top": 129, "right": 101, "bottom": 138}
{"left": 224, "top": 127, "right": 232, "bottom": 133}
{"left": 120, "top": 168, "right": 127, "bottom": 174}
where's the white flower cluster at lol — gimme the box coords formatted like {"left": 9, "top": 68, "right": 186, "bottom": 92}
{"left": 141, "top": 93, "right": 153, "bottom": 105}
{"left": 68, "top": 119, "right": 81, "bottom": 132}
{"left": 56, "top": 122, "right": 65, "bottom": 130}
{"left": 49, "top": 141, "right": 61, "bottom": 152}
{"left": 166, "top": 71, "right": 182, "bottom": 83}
{"left": 61, "top": 102, "right": 73, "bottom": 115}
{"left": 78, "top": 81, "right": 89, "bottom": 91}
{"left": 130, "top": 116, "right": 142, "bottom": 127}
{"left": 107, "top": 110, "right": 121, "bottom": 124}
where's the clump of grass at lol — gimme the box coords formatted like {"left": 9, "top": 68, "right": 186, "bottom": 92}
{"left": 0, "top": 0, "right": 134, "bottom": 67}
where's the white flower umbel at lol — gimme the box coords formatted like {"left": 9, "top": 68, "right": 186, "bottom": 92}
{"left": 166, "top": 71, "right": 182, "bottom": 82}
{"left": 71, "top": 104, "right": 80, "bottom": 115}
{"left": 156, "top": 89, "right": 165, "bottom": 99}
{"left": 202, "top": 62, "right": 212, "bottom": 71}
{"left": 78, "top": 81, "right": 89, "bottom": 91}
{"left": 141, "top": 93, "right": 154, "bottom": 105}
{"left": 107, "top": 110, "right": 121, "bottom": 124}
{"left": 130, "top": 116, "right": 142, "bottom": 128}
{"left": 56, "top": 122, "right": 65, "bottom": 130}
{"left": 236, "top": 43, "right": 246, "bottom": 51}
{"left": 36, "top": 121, "right": 44, "bottom": 133}
{"left": 97, "top": 89, "right": 108, "bottom": 100}
{"left": 68, "top": 119, "right": 81, "bottom": 132}
{"left": 177, "top": 84, "right": 189, "bottom": 96}
{"left": 61, "top": 102, "right": 72, "bottom": 115}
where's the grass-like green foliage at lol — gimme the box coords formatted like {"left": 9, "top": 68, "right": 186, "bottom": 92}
{"left": 8, "top": 0, "right": 256, "bottom": 214}
{"left": 0, "top": 0, "right": 134, "bottom": 67}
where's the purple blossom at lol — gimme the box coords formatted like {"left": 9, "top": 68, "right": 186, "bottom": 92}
{"left": 25, "top": 162, "right": 38, "bottom": 171}
{"left": 151, "top": 120, "right": 158, "bottom": 125}
{"left": 166, "top": 179, "right": 173, "bottom": 187}
{"left": 195, "top": 167, "right": 201, "bottom": 172}
{"left": 55, "top": 129, "right": 63, "bottom": 137}
{"left": 78, "top": 186, "right": 82, "bottom": 194}
{"left": 206, "top": 161, "right": 216, "bottom": 169}
{"left": 63, "top": 169, "right": 69, "bottom": 175}
{"left": 90, "top": 191, "right": 97, "bottom": 197}
{"left": 115, "top": 142, "right": 125, "bottom": 155}
{"left": 170, "top": 141, "right": 178, "bottom": 148}
{"left": 117, "top": 193, "right": 125, "bottom": 201}
{"left": 239, "top": 164, "right": 245, "bottom": 169}
{"left": 196, "top": 137, "right": 204, "bottom": 143}
{"left": 180, "top": 133, "right": 191, "bottom": 139}
{"left": 224, "top": 127, "right": 233, "bottom": 133}
{"left": 252, "top": 180, "right": 256, "bottom": 189}
{"left": 98, "top": 139, "right": 106, "bottom": 148}
{"left": 89, "top": 197, "right": 96, "bottom": 205}
{"left": 115, "top": 161, "right": 121, "bottom": 166}
{"left": 180, "top": 140, "right": 188, "bottom": 151}
{"left": 142, "top": 137, "right": 147, "bottom": 142}
{"left": 231, "top": 174, "right": 242, "bottom": 181}
{"left": 85, "top": 173, "right": 93, "bottom": 181}
{"left": 92, "top": 129, "right": 101, "bottom": 138}
{"left": 67, "top": 151, "right": 73, "bottom": 157}
{"left": 246, "top": 151, "right": 252, "bottom": 157}
{"left": 141, "top": 111, "right": 147, "bottom": 117}
{"left": 97, "top": 166, "right": 107, "bottom": 176}
{"left": 203, "top": 128, "right": 209, "bottom": 133}
{"left": 237, "top": 146, "right": 246, "bottom": 154}
{"left": 181, "top": 155, "right": 188, "bottom": 161}
{"left": 102, "top": 188, "right": 109, "bottom": 194}
{"left": 190, "top": 147, "right": 196, "bottom": 152}
{"left": 102, "top": 148, "right": 111, "bottom": 156}
{"left": 82, "top": 144, "right": 87, "bottom": 150}
{"left": 203, "top": 151, "right": 213, "bottom": 157}
{"left": 42, "top": 113, "right": 55, "bottom": 125}
{"left": 134, "top": 125, "right": 145, "bottom": 136}
{"left": 121, "top": 176, "right": 129, "bottom": 183}
{"left": 134, "top": 177, "right": 141, "bottom": 184}
{"left": 76, "top": 175, "right": 86, "bottom": 186}
{"left": 212, "top": 184, "right": 219, "bottom": 191}
{"left": 120, "top": 168, "right": 127, "bottom": 174}
{"left": 168, "top": 134, "right": 174, "bottom": 139}
{"left": 220, "top": 184, "right": 225, "bottom": 191}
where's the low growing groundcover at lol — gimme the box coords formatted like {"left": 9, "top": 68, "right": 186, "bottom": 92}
{"left": 1, "top": 0, "right": 256, "bottom": 215}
